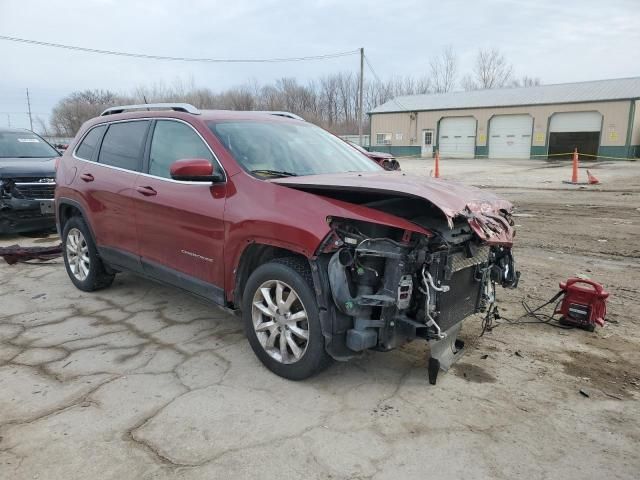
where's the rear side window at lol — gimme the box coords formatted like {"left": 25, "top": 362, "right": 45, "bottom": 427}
{"left": 149, "top": 120, "right": 213, "bottom": 178}
{"left": 98, "top": 121, "right": 149, "bottom": 171}
{"left": 75, "top": 125, "right": 106, "bottom": 161}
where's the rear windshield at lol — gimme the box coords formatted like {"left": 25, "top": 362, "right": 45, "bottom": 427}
{"left": 0, "top": 131, "right": 60, "bottom": 158}
{"left": 208, "top": 120, "right": 380, "bottom": 177}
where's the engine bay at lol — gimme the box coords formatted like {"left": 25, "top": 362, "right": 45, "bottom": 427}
{"left": 323, "top": 213, "right": 519, "bottom": 383}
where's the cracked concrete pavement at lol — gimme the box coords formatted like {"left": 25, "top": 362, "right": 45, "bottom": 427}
{"left": 1, "top": 159, "right": 639, "bottom": 479}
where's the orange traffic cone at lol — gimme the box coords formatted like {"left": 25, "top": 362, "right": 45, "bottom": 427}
{"left": 570, "top": 148, "right": 579, "bottom": 184}
{"left": 587, "top": 170, "right": 600, "bottom": 185}
{"left": 434, "top": 150, "right": 440, "bottom": 178}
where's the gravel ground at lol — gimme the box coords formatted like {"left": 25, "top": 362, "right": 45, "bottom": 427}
{"left": 1, "top": 158, "right": 639, "bottom": 479}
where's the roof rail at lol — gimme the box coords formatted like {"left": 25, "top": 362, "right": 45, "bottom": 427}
{"left": 254, "top": 111, "right": 305, "bottom": 121}
{"left": 100, "top": 103, "right": 200, "bottom": 116}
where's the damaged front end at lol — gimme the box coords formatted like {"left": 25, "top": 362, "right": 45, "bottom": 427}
{"left": 272, "top": 172, "right": 520, "bottom": 382}
{"left": 0, "top": 177, "right": 56, "bottom": 234}
{"left": 321, "top": 210, "right": 519, "bottom": 384}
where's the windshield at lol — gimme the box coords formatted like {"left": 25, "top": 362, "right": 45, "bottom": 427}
{"left": 348, "top": 141, "right": 368, "bottom": 154}
{"left": 0, "top": 131, "right": 60, "bottom": 159}
{"left": 208, "top": 120, "right": 381, "bottom": 177}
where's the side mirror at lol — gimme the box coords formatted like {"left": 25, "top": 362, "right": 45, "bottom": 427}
{"left": 170, "top": 158, "right": 223, "bottom": 182}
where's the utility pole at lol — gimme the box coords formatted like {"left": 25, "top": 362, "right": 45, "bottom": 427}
{"left": 6, "top": 114, "right": 10, "bottom": 128}
{"left": 358, "top": 47, "right": 364, "bottom": 147}
{"left": 26, "top": 88, "right": 33, "bottom": 131}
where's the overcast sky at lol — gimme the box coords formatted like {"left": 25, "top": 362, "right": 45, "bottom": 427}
{"left": 1, "top": 0, "right": 639, "bottom": 131}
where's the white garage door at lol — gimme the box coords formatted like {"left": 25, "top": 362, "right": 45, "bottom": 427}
{"left": 438, "top": 117, "right": 476, "bottom": 158}
{"left": 488, "top": 114, "right": 533, "bottom": 159}
{"left": 549, "top": 111, "right": 602, "bottom": 132}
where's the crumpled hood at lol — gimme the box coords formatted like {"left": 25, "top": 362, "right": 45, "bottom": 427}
{"left": 0, "top": 157, "right": 57, "bottom": 179}
{"left": 271, "top": 171, "right": 515, "bottom": 246}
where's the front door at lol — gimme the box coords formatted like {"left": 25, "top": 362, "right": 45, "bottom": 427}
{"left": 421, "top": 129, "right": 434, "bottom": 157}
{"left": 133, "top": 119, "right": 227, "bottom": 303}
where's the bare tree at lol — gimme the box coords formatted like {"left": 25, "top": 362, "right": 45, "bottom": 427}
{"left": 429, "top": 46, "right": 457, "bottom": 93}
{"left": 50, "top": 89, "right": 130, "bottom": 136}
{"left": 33, "top": 116, "right": 50, "bottom": 136}
{"left": 510, "top": 75, "right": 542, "bottom": 88}
{"left": 462, "top": 48, "right": 514, "bottom": 90}
{"left": 49, "top": 62, "right": 528, "bottom": 137}
{"left": 319, "top": 74, "right": 340, "bottom": 127}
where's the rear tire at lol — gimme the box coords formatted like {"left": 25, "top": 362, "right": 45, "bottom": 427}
{"left": 242, "top": 257, "right": 332, "bottom": 380}
{"left": 62, "top": 216, "right": 115, "bottom": 292}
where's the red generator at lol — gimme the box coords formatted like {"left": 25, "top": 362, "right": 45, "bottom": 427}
{"left": 555, "top": 278, "right": 609, "bottom": 331}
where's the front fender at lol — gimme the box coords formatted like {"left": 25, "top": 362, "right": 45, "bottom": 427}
{"left": 222, "top": 172, "right": 432, "bottom": 303}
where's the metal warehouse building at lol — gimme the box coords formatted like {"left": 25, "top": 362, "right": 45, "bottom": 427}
{"left": 369, "top": 77, "right": 640, "bottom": 160}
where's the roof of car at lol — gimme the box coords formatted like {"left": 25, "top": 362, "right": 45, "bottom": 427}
{"left": 93, "top": 106, "right": 304, "bottom": 123}
{"left": 79, "top": 108, "right": 306, "bottom": 135}
{"left": 199, "top": 110, "right": 304, "bottom": 121}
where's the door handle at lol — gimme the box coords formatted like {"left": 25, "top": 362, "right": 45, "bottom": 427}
{"left": 80, "top": 173, "right": 94, "bottom": 182}
{"left": 136, "top": 185, "right": 157, "bottom": 196}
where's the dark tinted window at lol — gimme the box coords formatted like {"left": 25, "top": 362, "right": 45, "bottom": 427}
{"left": 0, "top": 131, "right": 60, "bottom": 159}
{"left": 149, "top": 120, "right": 213, "bottom": 178}
{"left": 98, "top": 121, "right": 149, "bottom": 171}
{"left": 75, "top": 125, "right": 106, "bottom": 161}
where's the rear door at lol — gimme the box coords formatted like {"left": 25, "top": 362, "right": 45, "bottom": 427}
{"left": 75, "top": 120, "right": 150, "bottom": 271}
{"left": 134, "top": 119, "right": 227, "bottom": 303}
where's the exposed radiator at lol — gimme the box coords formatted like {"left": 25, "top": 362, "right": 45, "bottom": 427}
{"left": 436, "top": 267, "right": 482, "bottom": 331}
{"left": 449, "top": 245, "right": 490, "bottom": 273}
{"left": 427, "top": 246, "right": 488, "bottom": 331}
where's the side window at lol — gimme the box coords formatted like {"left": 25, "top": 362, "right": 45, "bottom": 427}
{"left": 149, "top": 120, "right": 214, "bottom": 179}
{"left": 75, "top": 125, "right": 106, "bottom": 161}
{"left": 98, "top": 121, "right": 149, "bottom": 171}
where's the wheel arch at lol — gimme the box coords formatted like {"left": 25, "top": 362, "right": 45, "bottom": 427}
{"left": 230, "top": 241, "right": 348, "bottom": 361}
{"left": 231, "top": 242, "right": 310, "bottom": 310}
{"left": 56, "top": 198, "right": 96, "bottom": 241}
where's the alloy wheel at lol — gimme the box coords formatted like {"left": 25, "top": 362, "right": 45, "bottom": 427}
{"left": 251, "top": 279, "right": 310, "bottom": 364}
{"left": 66, "top": 227, "right": 90, "bottom": 281}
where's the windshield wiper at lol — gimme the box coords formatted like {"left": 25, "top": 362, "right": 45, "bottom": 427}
{"left": 250, "top": 169, "right": 298, "bottom": 177}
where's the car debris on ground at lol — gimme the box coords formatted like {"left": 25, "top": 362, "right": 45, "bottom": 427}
{"left": 0, "top": 243, "right": 62, "bottom": 264}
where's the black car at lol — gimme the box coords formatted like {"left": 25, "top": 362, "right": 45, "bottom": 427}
{"left": 0, "top": 128, "right": 59, "bottom": 234}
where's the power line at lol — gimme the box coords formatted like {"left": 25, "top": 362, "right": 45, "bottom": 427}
{"left": 0, "top": 35, "right": 359, "bottom": 63}
{"left": 363, "top": 54, "right": 407, "bottom": 111}
{"left": 0, "top": 111, "right": 48, "bottom": 115}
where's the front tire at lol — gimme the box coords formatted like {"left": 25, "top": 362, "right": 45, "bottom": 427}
{"left": 62, "top": 216, "right": 115, "bottom": 292}
{"left": 242, "top": 258, "right": 332, "bottom": 380}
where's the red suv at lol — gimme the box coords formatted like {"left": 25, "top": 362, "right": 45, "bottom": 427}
{"left": 56, "top": 103, "right": 519, "bottom": 382}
